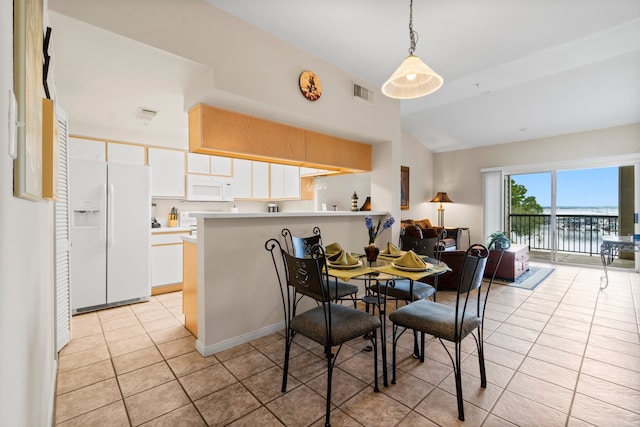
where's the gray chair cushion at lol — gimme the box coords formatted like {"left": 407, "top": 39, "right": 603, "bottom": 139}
{"left": 330, "top": 281, "right": 359, "bottom": 299}
{"left": 370, "top": 280, "right": 435, "bottom": 301}
{"left": 389, "top": 300, "right": 481, "bottom": 342}
{"left": 291, "top": 303, "right": 381, "bottom": 347}
{"left": 296, "top": 281, "right": 358, "bottom": 302}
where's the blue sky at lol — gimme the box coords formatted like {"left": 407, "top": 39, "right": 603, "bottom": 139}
{"left": 512, "top": 167, "right": 618, "bottom": 207}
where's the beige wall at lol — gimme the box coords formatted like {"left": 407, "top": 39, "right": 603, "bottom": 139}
{"left": 0, "top": 0, "right": 57, "bottom": 424}
{"left": 400, "top": 129, "right": 437, "bottom": 222}
{"left": 433, "top": 123, "right": 640, "bottom": 245}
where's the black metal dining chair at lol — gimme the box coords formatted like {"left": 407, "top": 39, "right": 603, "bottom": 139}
{"left": 281, "top": 227, "right": 359, "bottom": 306}
{"left": 265, "top": 238, "right": 381, "bottom": 427}
{"left": 388, "top": 237, "right": 509, "bottom": 421}
{"left": 369, "top": 228, "right": 447, "bottom": 360}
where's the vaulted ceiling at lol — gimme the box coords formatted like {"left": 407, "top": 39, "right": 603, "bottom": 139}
{"left": 49, "top": 0, "right": 640, "bottom": 152}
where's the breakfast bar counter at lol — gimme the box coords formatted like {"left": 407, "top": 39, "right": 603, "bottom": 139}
{"left": 189, "top": 211, "right": 389, "bottom": 356}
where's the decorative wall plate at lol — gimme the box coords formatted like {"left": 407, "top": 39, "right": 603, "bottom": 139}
{"left": 299, "top": 70, "right": 322, "bottom": 101}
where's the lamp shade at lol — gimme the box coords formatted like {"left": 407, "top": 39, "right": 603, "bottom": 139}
{"left": 382, "top": 55, "right": 444, "bottom": 99}
{"left": 430, "top": 192, "right": 453, "bottom": 203}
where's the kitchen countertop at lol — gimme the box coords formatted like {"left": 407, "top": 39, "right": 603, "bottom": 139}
{"left": 151, "top": 226, "right": 192, "bottom": 233}
{"left": 182, "top": 235, "right": 197, "bottom": 243}
{"left": 190, "top": 211, "right": 388, "bottom": 219}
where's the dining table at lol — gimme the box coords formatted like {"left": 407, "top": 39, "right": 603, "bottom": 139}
{"left": 600, "top": 235, "right": 640, "bottom": 290}
{"left": 326, "top": 251, "right": 450, "bottom": 386}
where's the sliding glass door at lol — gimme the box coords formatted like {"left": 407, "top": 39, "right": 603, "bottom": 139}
{"left": 507, "top": 172, "right": 555, "bottom": 262}
{"left": 508, "top": 167, "right": 624, "bottom": 266}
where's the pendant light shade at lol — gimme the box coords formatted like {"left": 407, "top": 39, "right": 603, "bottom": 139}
{"left": 382, "top": 0, "right": 443, "bottom": 99}
{"left": 382, "top": 55, "right": 443, "bottom": 99}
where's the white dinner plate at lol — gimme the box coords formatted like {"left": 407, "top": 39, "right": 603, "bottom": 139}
{"left": 328, "top": 260, "right": 363, "bottom": 269}
{"left": 391, "top": 261, "right": 433, "bottom": 272}
{"left": 380, "top": 251, "right": 405, "bottom": 258}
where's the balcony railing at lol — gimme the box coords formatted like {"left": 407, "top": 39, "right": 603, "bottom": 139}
{"left": 508, "top": 214, "right": 619, "bottom": 256}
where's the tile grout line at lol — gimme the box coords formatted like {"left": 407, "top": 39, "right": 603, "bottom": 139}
{"left": 480, "top": 265, "right": 586, "bottom": 426}
{"left": 566, "top": 274, "right": 640, "bottom": 424}
{"left": 131, "top": 295, "right": 210, "bottom": 426}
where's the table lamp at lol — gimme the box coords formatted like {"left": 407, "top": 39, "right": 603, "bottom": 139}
{"left": 430, "top": 191, "right": 453, "bottom": 227}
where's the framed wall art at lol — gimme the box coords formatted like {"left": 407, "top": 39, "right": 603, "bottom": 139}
{"left": 400, "top": 166, "right": 410, "bottom": 210}
{"left": 13, "top": 0, "right": 44, "bottom": 201}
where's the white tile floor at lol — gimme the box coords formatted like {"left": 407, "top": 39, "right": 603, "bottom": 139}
{"left": 55, "top": 261, "right": 640, "bottom": 426}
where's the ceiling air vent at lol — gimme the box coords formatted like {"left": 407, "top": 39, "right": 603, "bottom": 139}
{"left": 134, "top": 107, "right": 158, "bottom": 125}
{"left": 353, "top": 83, "right": 374, "bottom": 104}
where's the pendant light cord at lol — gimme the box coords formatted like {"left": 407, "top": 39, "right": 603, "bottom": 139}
{"left": 408, "top": 0, "right": 418, "bottom": 55}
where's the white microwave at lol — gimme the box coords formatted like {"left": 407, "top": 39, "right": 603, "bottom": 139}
{"left": 185, "top": 175, "right": 234, "bottom": 201}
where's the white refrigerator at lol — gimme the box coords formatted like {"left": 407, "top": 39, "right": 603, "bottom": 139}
{"left": 69, "top": 159, "right": 151, "bottom": 313}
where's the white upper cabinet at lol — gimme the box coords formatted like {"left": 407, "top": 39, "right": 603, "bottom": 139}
{"left": 233, "top": 159, "right": 252, "bottom": 198}
{"left": 69, "top": 138, "right": 105, "bottom": 161}
{"left": 283, "top": 165, "right": 300, "bottom": 198}
{"left": 210, "top": 156, "right": 232, "bottom": 176}
{"left": 187, "top": 153, "right": 210, "bottom": 174}
{"left": 270, "top": 164, "right": 285, "bottom": 199}
{"left": 252, "top": 161, "right": 270, "bottom": 199}
{"left": 107, "top": 143, "right": 145, "bottom": 165}
{"left": 270, "top": 164, "right": 300, "bottom": 199}
{"left": 233, "top": 159, "right": 273, "bottom": 199}
{"left": 187, "top": 153, "right": 232, "bottom": 177}
{"left": 148, "top": 148, "right": 185, "bottom": 198}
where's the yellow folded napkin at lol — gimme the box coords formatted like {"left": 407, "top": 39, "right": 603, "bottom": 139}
{"left": 328, "top": 249, "right": 359, "bottom": 266}
{"left": 394, "top": 250, "right": 426, "bottom": 268}
{"left": 325, "top": 242, "right": 342, "bottom": 255}
{"left": 381, "top": 242, "right": 402, "bottom": 255}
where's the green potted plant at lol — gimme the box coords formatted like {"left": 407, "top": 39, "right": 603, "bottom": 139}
{"left": 486, "top": 231, "right": 511, "bottom": 250}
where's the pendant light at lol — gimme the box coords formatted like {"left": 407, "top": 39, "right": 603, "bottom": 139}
{"left": 382, "top": 0, "right": 443, "bottom": 99}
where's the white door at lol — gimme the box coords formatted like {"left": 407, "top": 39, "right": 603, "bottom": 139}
{"left": 107, "top": 163, "right": 151, "bottom": 303}
{"left": 69, "top": 159, "right": 107, "bottom": 310}
{"left": 54, "top": 103, "right": 70, "bottom": 352}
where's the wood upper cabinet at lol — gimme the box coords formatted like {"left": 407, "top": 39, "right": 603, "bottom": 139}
{"left": 305, "top": 131, "right": 371, "bottom": 172}
{"left": 190, "top": 104, "right": 305, "bottom": 163}
{"left": 189, "top": 103, "right": 371, "bottom": 173}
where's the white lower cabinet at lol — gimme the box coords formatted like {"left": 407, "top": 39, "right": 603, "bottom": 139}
{"left": 151, "top": 229, "right": 190, "bottom": 291}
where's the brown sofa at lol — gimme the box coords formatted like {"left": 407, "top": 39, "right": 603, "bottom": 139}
{"left": 400, "top": 219, "right": 462, "bottom": 251}
{"left": 399, "top": 219, "right": 466, "bottom": 291}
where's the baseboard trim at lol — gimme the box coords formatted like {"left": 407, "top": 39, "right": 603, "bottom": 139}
{"left": 49, "top": 358, "right": 58, "bottom": 426}
{"left": 196, "top": 321, "right": 285, "bottom": 357}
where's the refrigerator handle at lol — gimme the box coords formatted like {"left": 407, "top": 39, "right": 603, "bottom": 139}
{"left": 109, "top": 183, "right": 115, "bottom": 246}
{"left": 101, "top": 184, "right": 107, "bottom": 245}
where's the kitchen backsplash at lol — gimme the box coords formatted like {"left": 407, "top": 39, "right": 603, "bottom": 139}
{"left": 152, "top": 199, "right": 316, "bottom": 225}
